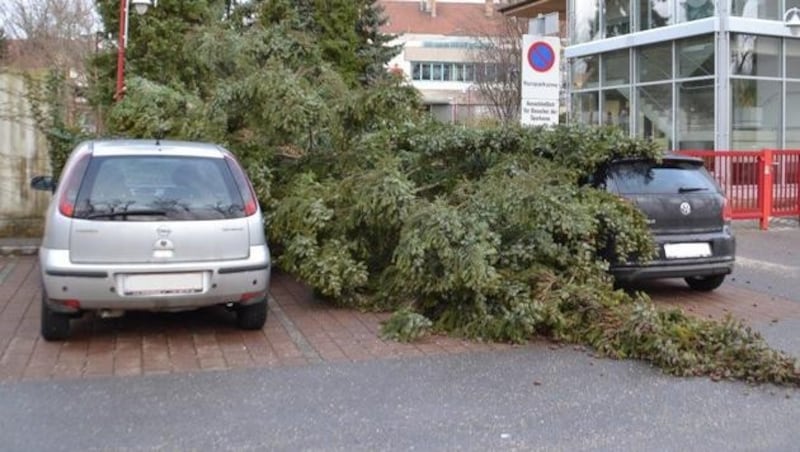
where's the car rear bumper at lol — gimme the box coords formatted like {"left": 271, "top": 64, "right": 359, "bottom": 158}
{"left": 39, "top": 245, "right": 270, "bottom": 312}
{"left": 611, "top": 229, "right": 735, "bottom": 283}
{"left": 611, "top": 258, "right": 735, "bottom": 282}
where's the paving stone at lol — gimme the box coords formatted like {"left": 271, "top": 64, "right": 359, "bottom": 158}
{"left": 2, "top": 256, "right": 800, "bottom": 382}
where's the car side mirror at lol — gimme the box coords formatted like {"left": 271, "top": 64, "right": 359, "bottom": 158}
{"left": 30, "top": 175, "right": 56, "bottom": 193}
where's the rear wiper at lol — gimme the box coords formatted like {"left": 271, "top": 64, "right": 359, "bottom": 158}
{"left": 678, "top": 186, "right": 709, "bottom": 193}
{"left": 86, "top": 209, "right": 168, "bottom": 219}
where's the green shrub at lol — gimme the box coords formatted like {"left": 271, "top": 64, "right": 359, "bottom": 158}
{"left": 381, "top": 309, "right": 433, "bottom": 342}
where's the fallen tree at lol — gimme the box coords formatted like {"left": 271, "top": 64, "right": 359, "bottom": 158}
{"left": 269, "top": 122, "right": 800, "bottom": 385}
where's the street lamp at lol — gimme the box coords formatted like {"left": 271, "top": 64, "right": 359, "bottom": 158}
{"left": 114, "top": 0, "right": 157, "bottom": 100}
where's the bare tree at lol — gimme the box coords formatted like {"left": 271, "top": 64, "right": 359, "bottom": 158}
{"left": 0, "top": 0, "right": 95, "bottom": 39}
{"left": 0, "top": 0, "right": 100, "bottom": 146}
{"left": 468, "top": 14, "right": 525, "bottom": 125}
{"left": 0, "top": 0, "right": 97, "bottom": 70}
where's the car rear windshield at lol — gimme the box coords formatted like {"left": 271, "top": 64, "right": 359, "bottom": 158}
{"left": 608, "top": 160, "right": 718, "bottom": 195}
{"left": 73, "top": 155, "right": 247, "bottom": 221}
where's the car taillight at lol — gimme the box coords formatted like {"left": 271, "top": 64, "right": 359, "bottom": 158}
{"left": 722, "top": 197, "right": 733, "bottom": 222}
{"left": 57, "top": 154, "right": 91, "bottom": 218}
{"left": 59, "top": 198, "right": 75, "bottom": 217}
{"left": 240, "top": 291, "right": 265, "bottom": 303}
{"left": 224, "top": 155, "right": 259, "bottom": 217}
{"left": 52, "top": 299, "right": 81, "bottom": 310}
{"left": 244, "top": 197, "right": 257, "bottom": 216}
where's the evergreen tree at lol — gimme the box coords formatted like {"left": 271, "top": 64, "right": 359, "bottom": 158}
{"left": 355, "top": 0, "right": 400, "bottom": 85}
{"left": 252, "top": 0, "right": 399, "bottom": 87}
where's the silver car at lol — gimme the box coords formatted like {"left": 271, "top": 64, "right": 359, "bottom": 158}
{"left": 31, "top": 140, "right": 271, "bottom": 340}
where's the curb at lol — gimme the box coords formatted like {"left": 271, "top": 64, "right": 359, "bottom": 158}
{"left": 733, "top": 218, "right": 800, "bottom": 230}
{"left": 0, "top": 238, "right": 40, "bottom": 256}
{"left": 0, "top": 245, "right": 39, "bottom": 256}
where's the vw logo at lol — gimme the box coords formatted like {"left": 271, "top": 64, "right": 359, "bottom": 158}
{"left": 679, "top": 202, "right": 692, "bottom": 216}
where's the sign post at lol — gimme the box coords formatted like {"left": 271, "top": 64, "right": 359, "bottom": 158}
{"left": 520, "top": 35, "right": 560, "bottom": 127}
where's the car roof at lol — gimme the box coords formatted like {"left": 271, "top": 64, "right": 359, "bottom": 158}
{"left": 88, "top": 139, "right": 227, "bottom": 158}
{"left": 611, "top": 154, "right": 704, "bottom": 165}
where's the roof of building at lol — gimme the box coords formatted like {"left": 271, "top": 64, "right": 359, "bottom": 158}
{"left": 497, "top": 0, "right": 565, "bottom": 18}
{"left": 380, "top": 1, "right": 506, "bottom": 36}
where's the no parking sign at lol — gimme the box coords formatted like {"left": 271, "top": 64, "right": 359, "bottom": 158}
{"left": 520, "top": 35, "right": 560, "bottom": 127}
{"left": 527, "top": 41, "right": 556, "bottom": 73}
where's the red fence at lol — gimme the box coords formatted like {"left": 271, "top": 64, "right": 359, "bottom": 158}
{"left": 677, "top": 149, "right": 800, "bottom": 230}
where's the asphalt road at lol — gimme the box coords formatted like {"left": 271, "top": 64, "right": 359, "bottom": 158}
{"left": 730, "top": 223, "right": 800, "bottom": 303}
{"left": 1, "top": 222, "right": 798, "bottom": 451}
{"left": 1, "top": 347, "right": 798, "bottom": 452}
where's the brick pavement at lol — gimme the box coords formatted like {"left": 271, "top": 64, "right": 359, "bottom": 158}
{"left": 0, "top": 256, "right": 507, "bottom": 382}
{"left": 641, "top": 279, "right": 800, "bottom": 322}
{"left": 1, "top": 255, "right": 799, "bottom": 383}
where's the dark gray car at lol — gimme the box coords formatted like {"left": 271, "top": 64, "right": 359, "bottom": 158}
{"left": 600, "top": 155, "right": 735, "bottom": 291}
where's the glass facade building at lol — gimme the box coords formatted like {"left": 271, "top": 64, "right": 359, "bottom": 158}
{"left": 566, "top": 0, "right": 800, "bottom": 150}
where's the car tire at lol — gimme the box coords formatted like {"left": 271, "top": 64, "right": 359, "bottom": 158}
{"left": 684, "top": 275, "right": 725, "bottom": 292}
{"left": 236, "top": 301, "right": 267, "bottom": 330}
{"left": 41, "top": 293, "right": 71, "bottom": 341}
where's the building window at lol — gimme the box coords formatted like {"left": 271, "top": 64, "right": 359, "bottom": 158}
{"left": 432, "top": 63, "right": 443, "bottom": 81}
{"left": 603, "top": 88, "right": 630, "bottom": 132}
{"left": 786, "top": 38, "right": 800, "bottom": 80}
{"left": 640, "top": 0, "right": 674, "bottom": 30}
{"left": 731, "top": 79, "right": 781, "bottom": 149}
{"left": 573, "top": 92, "right": 600, "bottom": 125}
{"left": 681, "top": 0, "right": 714, "bottom": 22}
{"left": 412, "top": 63, "right": 421, "bottom": 81}
{"left": 605, "top": 0, "right": 631, "bottom": 37}
{"left": 452, "top": 64, "right": 463, "bottom": 82}
{"left": 409, "top": 62, "right": 503, "bottom": 83}
{"left": 422, "top": 63, "right": 431, "bottom": 80}
{"left": 677, "top": 79, "right": 714, "bottom": 150}
{"left": 678, "top": 34, "right": 715, "bottom": 78}
{"left": 637, "top": 83, "right": 673, "bottom": 150}
{"left": 638, "top": 42, "right": 673, "bottom": 82}
{"left": 464, "top": 64, "right": 475, "bottom": 82}
{"left": 573, "top": 0, "right": 600, "bottom": 44}
{"left": 731, "top": 34, "right": 781, "bottom": 77}
{"left": 572, "top": 56, "right": 599, "bottom": 89}
{"left": 731, "top": 0, "right": 779, "bottom": 19}
{"left": 787, "top": 82, "right": 800, "bottom": 149}
{"left": 602, "top": 50, "right": 630, "bottom": 86}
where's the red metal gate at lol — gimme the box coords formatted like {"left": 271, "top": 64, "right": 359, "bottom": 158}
{"left": 677, "top": 149, "right": 800, "bottom": 230}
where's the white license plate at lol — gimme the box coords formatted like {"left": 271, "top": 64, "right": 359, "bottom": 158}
{"left": 663, "top": 243, "right": 712, "bottom": 259}
{"left": 122, "top": 272, "right": 204, "bottom": 296}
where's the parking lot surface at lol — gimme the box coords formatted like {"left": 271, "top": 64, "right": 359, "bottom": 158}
{"left": 1, "top": 255, "right": 799, "bottom": 382}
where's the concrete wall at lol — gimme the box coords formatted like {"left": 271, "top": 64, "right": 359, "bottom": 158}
{"left": 0, "top": 73, "right": 51, "bottom": 238}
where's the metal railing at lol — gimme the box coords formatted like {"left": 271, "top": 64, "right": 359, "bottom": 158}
{"left": 677, "top": 149, "right": 800, "bottom": 230}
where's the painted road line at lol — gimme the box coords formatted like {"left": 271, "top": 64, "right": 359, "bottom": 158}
{"left": 0, "top": 261, "right": 17, "bottom": 285}
{"left": 736, "top": 256, "right": 799, "bottom": 275}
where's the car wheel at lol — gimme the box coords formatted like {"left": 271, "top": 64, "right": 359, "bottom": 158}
{"left": 41, "top": 292, "right": 71, "bottom": 341}
{"left": 236, "top": 301, "right": 267, "bottom": 330}
{"left": 684, "top": 275, "right": 725, "bottom": 292}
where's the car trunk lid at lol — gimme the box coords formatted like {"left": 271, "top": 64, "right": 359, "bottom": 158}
{"left": 623, "top": 192, "right": 724, "bottom": 234}
{"left": 69, "top": 219, "right": 250, "bottom": 264}
{"left": 68, "top": 154, "right": 253, "bottom": 264}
